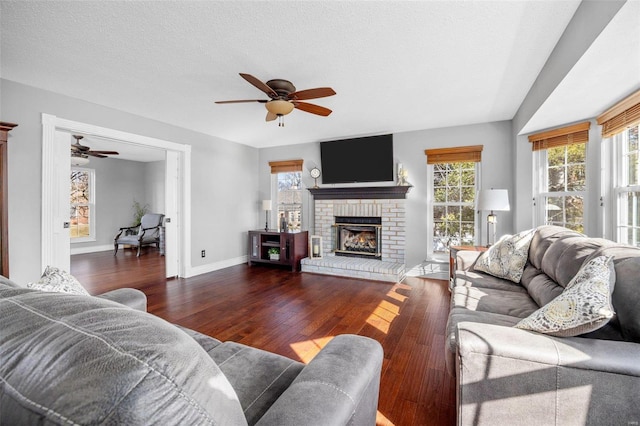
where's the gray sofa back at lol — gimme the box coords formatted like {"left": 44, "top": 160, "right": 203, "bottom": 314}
{"left": 520, "top": 226, "right": 640, "bottom": 344}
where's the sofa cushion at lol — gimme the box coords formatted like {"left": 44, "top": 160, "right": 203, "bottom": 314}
{"left": 26, "top": 265, "right": 89, "bottom": 295}
{"left": 540, "top": 236, "right": 615, "bottom": 288}
{"left": 527, "top": 225, "right": 584, "bottom": 270}
{"left": 209, "top": 341, "right": 304, "bottom": 425}
{"left": 474, "top": 228, "right": 535, "bottom": 283}
{"left": 515, "top": 255, "right": 615, "bottom": 337}
{"left": 0, "top": 284, "right": 247, "bottom": 425}
{"left": 454, "top": 270, "right": 530, "bottom": 293}
{"left": 451, "top": 286, "right": 539, "bottom": 318}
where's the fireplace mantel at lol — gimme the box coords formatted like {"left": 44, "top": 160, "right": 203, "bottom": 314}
{"left": 308, "top": 185, "right": 411, "bottom": 200}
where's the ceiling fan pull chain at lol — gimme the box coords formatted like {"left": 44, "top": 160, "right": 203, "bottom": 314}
{"left": 279, "top": 115, "right": 284, "bottom": 127}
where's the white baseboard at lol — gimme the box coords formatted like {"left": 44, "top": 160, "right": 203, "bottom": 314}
{"left": 185, "top": 255, "right": 248, "bottom": 278}
{"left": 70, "top": 244, "right": 114, "bottom": 255}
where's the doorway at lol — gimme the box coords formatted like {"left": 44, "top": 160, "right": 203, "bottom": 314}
{"left": 41, "top": 114, "right": 191, "bottom": 278}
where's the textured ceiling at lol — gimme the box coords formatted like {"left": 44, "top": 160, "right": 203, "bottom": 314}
{"left": 0, "top": 0, "right": 611, "bottom": 149}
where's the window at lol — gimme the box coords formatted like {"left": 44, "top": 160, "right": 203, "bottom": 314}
{"left": 269, "top": 160, "right": 303, "bottom": 231}
{"left": 70, "top": 168, "right": 95, "bottom": 241}
{"left": 432, "top": 162, "right": 478, "bottom": 251}
{"left": 276, "top": 171, "right": 302, "bottom": 231}
{"left": 425, "top": 145, "right": 482, "bottom": 254}
{"left": 612, "top": 124, "right": 640, "bottom": 245}
{"left": 598, "top": 89, "right": 640, "bottom": 246}
{"left": 530, "top": 122, "right": 589, "bottom": 233}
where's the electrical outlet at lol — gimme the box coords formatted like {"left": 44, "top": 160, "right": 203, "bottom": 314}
{"left": 201, "top": 250, "right": 206, "bottom": 258}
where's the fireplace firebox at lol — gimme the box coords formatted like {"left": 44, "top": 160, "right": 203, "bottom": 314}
{"left": 333, "top": 216, "right": 382, "bottom": 259}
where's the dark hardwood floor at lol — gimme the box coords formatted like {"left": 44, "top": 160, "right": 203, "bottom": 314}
{"left": 71, "top": 249, "right": 456, "bottom": 426}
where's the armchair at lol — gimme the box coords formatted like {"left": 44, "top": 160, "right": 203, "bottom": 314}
{"left": 114, "top": 213, "right": 164, "bottom": 257}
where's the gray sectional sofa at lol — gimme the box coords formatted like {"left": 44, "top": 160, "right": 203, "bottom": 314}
{"left": 447, "top": 225, "right": 640, "bottom": 425}
{"left": 0, "top": 275, "right": 383, "bottom": 425}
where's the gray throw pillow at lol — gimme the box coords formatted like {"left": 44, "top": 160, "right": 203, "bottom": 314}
{"left": 514, "top": 255, "right": 616, "bottom": 337}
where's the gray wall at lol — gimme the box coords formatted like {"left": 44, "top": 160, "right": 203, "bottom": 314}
{"left": 2, "top": 79, "right": 258, "bottom": 284}
{"left": 258, "top": 120, "right": 513, "bottom": 269}
{"left": 512, "top": 0, "right": 626, "bottom": 233}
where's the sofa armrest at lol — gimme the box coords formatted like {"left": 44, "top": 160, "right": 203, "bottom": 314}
{"left": 455, "top": 322, "right": 640, "bottom": 425}
{"left": 456, "top": 250, "right": 482, "bottom": 271}
{"left": 95, "top": 288, "right": 147, "bottom": 311}
{"left": 256, "top": 334, "right": 383, "bottom": 426}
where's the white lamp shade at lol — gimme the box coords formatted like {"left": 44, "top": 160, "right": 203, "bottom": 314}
{"left": 262, "top": 200, "right": 272, "bottom": 210}
{"left": 476, "top": 189, "right": 510, "bottom": 211}
{"left": 71, "top": 155, "right": 90, "bottom": 166}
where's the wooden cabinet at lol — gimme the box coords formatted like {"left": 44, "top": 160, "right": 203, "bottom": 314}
{"left": 248, "top": 230, "right": 308, "bottom": 272}
{"left": 0, "top": 122, "right": 18, "bottom": 278}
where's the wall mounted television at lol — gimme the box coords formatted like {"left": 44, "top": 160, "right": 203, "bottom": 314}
{"left": 320, "top": 134, "right": 394, "bottom": 184}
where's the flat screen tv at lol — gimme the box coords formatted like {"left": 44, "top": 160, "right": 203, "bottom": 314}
{"left": 320, "top": 134, "right": 394, "bottom": 184}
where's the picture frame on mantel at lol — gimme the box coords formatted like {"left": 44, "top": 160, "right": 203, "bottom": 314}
{"left": 309, "top": 235, "right": 323, "bottom": 259}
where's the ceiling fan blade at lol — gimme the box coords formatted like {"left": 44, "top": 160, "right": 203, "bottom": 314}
{"left": 71, "top": 143, "right": 90, "bottom": 152}
{"left": 288, "top": 87, "right": 336, "bottom": 101}
{"left": 294, "top": 102, "right": 333, "bottom": 117}
{"left": 88, "top": 150, "right": 119, "bottom": 155}
{"left": 266, "top": 111, "right": 278, "bottom": 122}
{"left": 86, "top": 152, "right": 108, "bottom": 158}
{"left": 239, "top": 73, "right": 278, "bottom": 98}
{"left": 215, "top": 99, "right": 267, "bottom": 104}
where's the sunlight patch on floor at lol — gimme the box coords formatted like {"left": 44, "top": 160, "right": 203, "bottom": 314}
{"left": 289, "top": 335, "right": 335, "bottom": 363}
{"left": 365, "top": 283, "right": 409, "bottom": 334}
{"left": 376, "top": 410, "right": 395, "bottom": 425}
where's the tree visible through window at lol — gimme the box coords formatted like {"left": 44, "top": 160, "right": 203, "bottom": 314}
{"left": 433, "top": 161, "right": 477, "bottom": 252}
{"left": 276, "top": 172, "right": 302, "bottom": 231}
{"left": 542, "top": 143, "right": 586, "bottom": 233}
{"left": 615, "top": 124, "right": 640, "bottom": 246}
{"left": 70, "top": 168, "right": 94, "bottom": 239}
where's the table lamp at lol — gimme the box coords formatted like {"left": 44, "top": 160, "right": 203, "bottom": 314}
{"left": 262, "top": 200, "right": 271, "bottom": 231}
{"left": 476, "top": 189, "right": 510, "bottom": 246}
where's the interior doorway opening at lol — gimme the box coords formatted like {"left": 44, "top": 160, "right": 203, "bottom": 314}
{"left": 41, "top": 114, "right": 191, "bottom": 279}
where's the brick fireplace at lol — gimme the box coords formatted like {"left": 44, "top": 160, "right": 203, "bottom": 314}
{"left": 301, "top": 186, "right": 410, "bottom": 282}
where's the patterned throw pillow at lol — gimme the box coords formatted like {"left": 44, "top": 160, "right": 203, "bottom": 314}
{"left": 27, "top": 266, "right": 89, "bottom": 296}
{"left": 514, "top": 255, "right": 615, "bottom": 337}
{"left": 473, "top": 228, "right": 536, "bottom": 283}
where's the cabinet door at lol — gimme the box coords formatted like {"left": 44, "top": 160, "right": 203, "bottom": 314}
{"left": 280, "top": 235, "right": 291, "bottom": 261}
{"left": 249, "top": 233, "right": 259, "bottom": 259}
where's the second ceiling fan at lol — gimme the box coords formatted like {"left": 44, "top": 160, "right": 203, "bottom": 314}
{"left": 215, "top": 73, "right": 336, "bottom": 127}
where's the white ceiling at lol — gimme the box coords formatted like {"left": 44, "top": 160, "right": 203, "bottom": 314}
{"left": 1, "top": 1, "right": 638, "bottom": 152}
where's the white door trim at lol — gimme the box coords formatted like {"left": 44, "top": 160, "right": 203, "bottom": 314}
{"left": 41, "top": 113, "right": 192, "bottom": 277}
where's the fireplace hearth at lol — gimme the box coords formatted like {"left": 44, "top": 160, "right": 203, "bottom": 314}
{"left": 333, "top": 216, "right": 382, "bottom": 259}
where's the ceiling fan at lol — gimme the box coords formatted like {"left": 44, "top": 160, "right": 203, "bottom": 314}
{"left": 215, "top": 73, "right": 336, "bottom": 127}
{"left": 70, "top": 135, "right": 119, "bottom": 165}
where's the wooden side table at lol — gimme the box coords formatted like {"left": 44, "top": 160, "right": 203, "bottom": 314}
{"left": 449, "top": 245, "right": 488, "bottom": 286}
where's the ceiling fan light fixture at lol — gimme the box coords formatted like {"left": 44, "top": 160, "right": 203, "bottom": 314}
{"left": 265, "top": 100, "right": 295, "bottom": 116}
{"left": 71, "top": 154, "right": 90, "bottom": 166}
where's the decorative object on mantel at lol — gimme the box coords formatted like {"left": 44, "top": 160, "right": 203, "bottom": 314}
{"left": 262, "top": 199, "right": 271, "bottom": 231}
{"left": 309, "top": 235, "right": 323, "bottom": 259}
{"left": 215, "top": 73, "right": 336, "bottom": 127}
{"left": 476, "top": 189, "right": 510, "bottom": 246}
{"left": 310, "top": 167, "right": 321, "bottom": 188}
{"left": 308, "top": 185, "right": 412, "bottom": 200}
{"left": 396, "top": 163, "right": 409, "bottom": 186}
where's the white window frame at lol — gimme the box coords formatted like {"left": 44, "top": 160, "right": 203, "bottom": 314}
{"left": 270, "top": 171, "right": 303, "bottom": 231}
{"left": 532, "top": 145, "right": 588, "bottom": 232}
{"left": 610, "top": 124, "right": 640, "bottom": 246}
{"left": 427, "top": 161, "right": 480, "bottom": 258}
{"left": 70, "top": 167, "right": 96, "bottom": 243}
